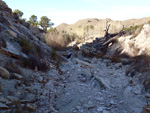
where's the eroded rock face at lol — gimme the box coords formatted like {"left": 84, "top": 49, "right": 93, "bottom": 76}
{"left": 111, "top": 24, "right": 150, "bottom": 57}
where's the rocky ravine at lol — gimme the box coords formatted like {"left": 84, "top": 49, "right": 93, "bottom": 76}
{"left": 0, "top": 0, "right": 149, "bottom": 113}
{"left": 46, "top": 54, "right": 146, "bottom": 113}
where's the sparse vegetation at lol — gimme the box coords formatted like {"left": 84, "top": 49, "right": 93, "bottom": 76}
{"left": 21, "top": 54, "right": 49, "bottom": 71}
{"left": 28, "top": 15, "right": 38, "bottom": 27}
{"left": 123, "top": 25, "right": 143, "bottom": 36}
{"left": 45, "top": 30, "right": 80, "bottom": 50}
{"left": 19, "top": 38, "right": 33, "bottom": 54}
{"left": 39, "top": 16, "right": 54, "bottom": 32}
{"left": 51, "top": 48, "right": 57, "bottom": 60}
{"left": 13, "top": 9, "right": 23, "bottom": 19}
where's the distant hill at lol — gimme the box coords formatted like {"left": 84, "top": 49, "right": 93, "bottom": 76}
{"left": 56, "top": 17, "right": 150, "bottom": 37}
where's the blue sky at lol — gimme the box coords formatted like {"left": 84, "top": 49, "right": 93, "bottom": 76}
{"left": 4, "top": 0, "right": 150, "bottom": 26}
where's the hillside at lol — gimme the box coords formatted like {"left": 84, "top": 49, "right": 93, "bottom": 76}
{"left": 56, "top": 17, "right": 150, "bottom": 38}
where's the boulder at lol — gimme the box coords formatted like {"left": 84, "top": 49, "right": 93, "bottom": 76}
{"left": 7, "top": 30, "right": 17, "bottom": 38}
{"left": 0, "top": 67, "right": 10, "bottom": 79}
{"left": 26, "top": 103, "right": 37, "bottom": 111}
{"left": 6, "top": 96, "right": 19, "bottom": 102}
{"left": 12, "top": 73, "right": 23, "bottom": 80}
{"left": 141, "top": 105, "right": 150, "bottom": 113}
{"left": 0, "top": 102, "right": 9, "bottom": 110}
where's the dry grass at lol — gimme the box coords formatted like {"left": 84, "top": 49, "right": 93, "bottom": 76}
{"left": 45, "top": 30, "right": 78, "bottom": 50}
{"left": 45, "top": 32, "right": 67, "bottom": 50}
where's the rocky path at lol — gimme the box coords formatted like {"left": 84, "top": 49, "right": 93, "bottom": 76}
{"left": 54, "top": 57, "right": 146, "bottom": 113}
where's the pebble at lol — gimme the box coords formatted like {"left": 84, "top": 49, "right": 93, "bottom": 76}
{"left": 110, "top": 100, "right": 116, "bottom": 105}
{"left": 96, "top": 97, "right": 103, "bottom": 101}
{"left": 76, "top": 106, "right": 81, "bottom": 110}
{"left": 120, "top": 101, "right": 123, "bottom": 104}
{"left": 145, "top": 93, "right": 150, "bottom": 98}
{"left": 88, "top": 101, "right": 93, "bottom": 105}
{"left": 26, "top": 103, "right": 37, "bottom": 111}
{"left": 98, "top": 92, "right": 102, "bottom": 95}
{"left": 97, "top": 107, "right": 104, "bottom": 112}
{"left": 103, "top": 110, "right": 109, "bottom": 113}
{"left": 0, "top": 97, "right": 9, "bottom": 103}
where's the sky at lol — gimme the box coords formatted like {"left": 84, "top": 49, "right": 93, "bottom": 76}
{"left": 4, "top": 0, "right": 150, "bottom": 26}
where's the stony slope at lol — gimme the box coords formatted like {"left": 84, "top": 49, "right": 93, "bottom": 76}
{"left": 0, "top": 0, "right": 57, "bottom": 112}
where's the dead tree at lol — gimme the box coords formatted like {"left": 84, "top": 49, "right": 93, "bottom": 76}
{"left": 102, "top": 25, "right": 125, "bottom": 48}
{"left": 104, "top": 19, "right": 125, "bottom": 43}
{"left": 104, "top": 19, "right": 111, "bottom": 38}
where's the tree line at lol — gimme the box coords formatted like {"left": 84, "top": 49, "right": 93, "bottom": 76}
{"left": 13, "top": 9, "right": 54, "bottom": 32}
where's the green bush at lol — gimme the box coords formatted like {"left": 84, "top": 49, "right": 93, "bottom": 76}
{"left": 50, "top": 48, "right": 57, "bottom": 60}
{"left": 21, "top": 55, "right": 49, "bottom": 72}
{"left": 123, "top": 25, "right": 143, "bottom": 36}
{"left": 19, "top": 38, "right": 33, "bottom": 54}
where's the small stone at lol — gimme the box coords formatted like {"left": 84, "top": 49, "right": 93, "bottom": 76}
{"left": 97, "top": 107, "right": 104, "bottom": 112}
{"left": 79, "top": 109, "right": 84, "bottom": 112}
{"left": 96, "top": 97, "right": 103, "bottom": 101}
{"left": 100, "top": 103, "right": 105, "bottom": 105}
{"left": 133, "top": 86, "right": 141, "bottom": 95}
{"left": 91, "top": 57, "right": 97, "bottom": 63}
{"left": 6, "top": 96, "right": 19, "bottom": 102}
{"left": 0, "top": 97, "right": 11, "bottom": 104}
{"left": 98, "top": 92, "right": 101, "bottom": 95}
{"left": 120, "top": 101, "right": 123, "bottom": 104}
{"left": 76, "top": 106, "right": 81, "bottom": 110}
{"left": 37, "top": 76, "right": 43, "bottom": 82}
{"left": 105, "top": 107, "right": 111, "bottom": 110}
{"left": 94, "top": 71, "right": 97, "bottom": 74}
{"left": 83, "top": 104, "right": 89, "bottom": 108}
{"left": 88, "top": 101, "right": 93, "bottom": 105}
{"left": 111, "top": 85, "right": 116, "bottom": 88}
{"left": 12, "top": 73, "right": 23, "bottom": 80}
{"left": 110, "top": 100, "right": 116, "bottom": 105}
{"left": 26, "top": 103, "right": 37, "bottom": 111}
{"left": 0, "top": 102, "right": 9, "bottom": 110}
{"left": 103, "top": 110, "right": 109, "bottom": 113}
{"left": 145, "top": 93, "right": 150, "bottom": 98}
{"left": 80, "top": 78, "right": 86, "bottom": 82}
{"left": 94, "top": 76, "right": 111, "bottom": 89}
{"left": 17, "top": 91, "right": 22, "bottom": 95}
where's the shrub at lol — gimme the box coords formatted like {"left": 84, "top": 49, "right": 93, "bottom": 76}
{"left": 19, "top": 18, "right": 30, "bottom": 28}
{"left": 123, "top": 25, "right": 143, "bottom": 36}
{"left": 50, "top": 48, "right": 57, "bottom": 60}
{"left": 5, "top": 61, "right": 22, "bottom": 75}
{"left": 19, "top": 38, "right": 33, "bottom": 54}
{"left": 21, "top": 55, "right": 49, "bottom": 72}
